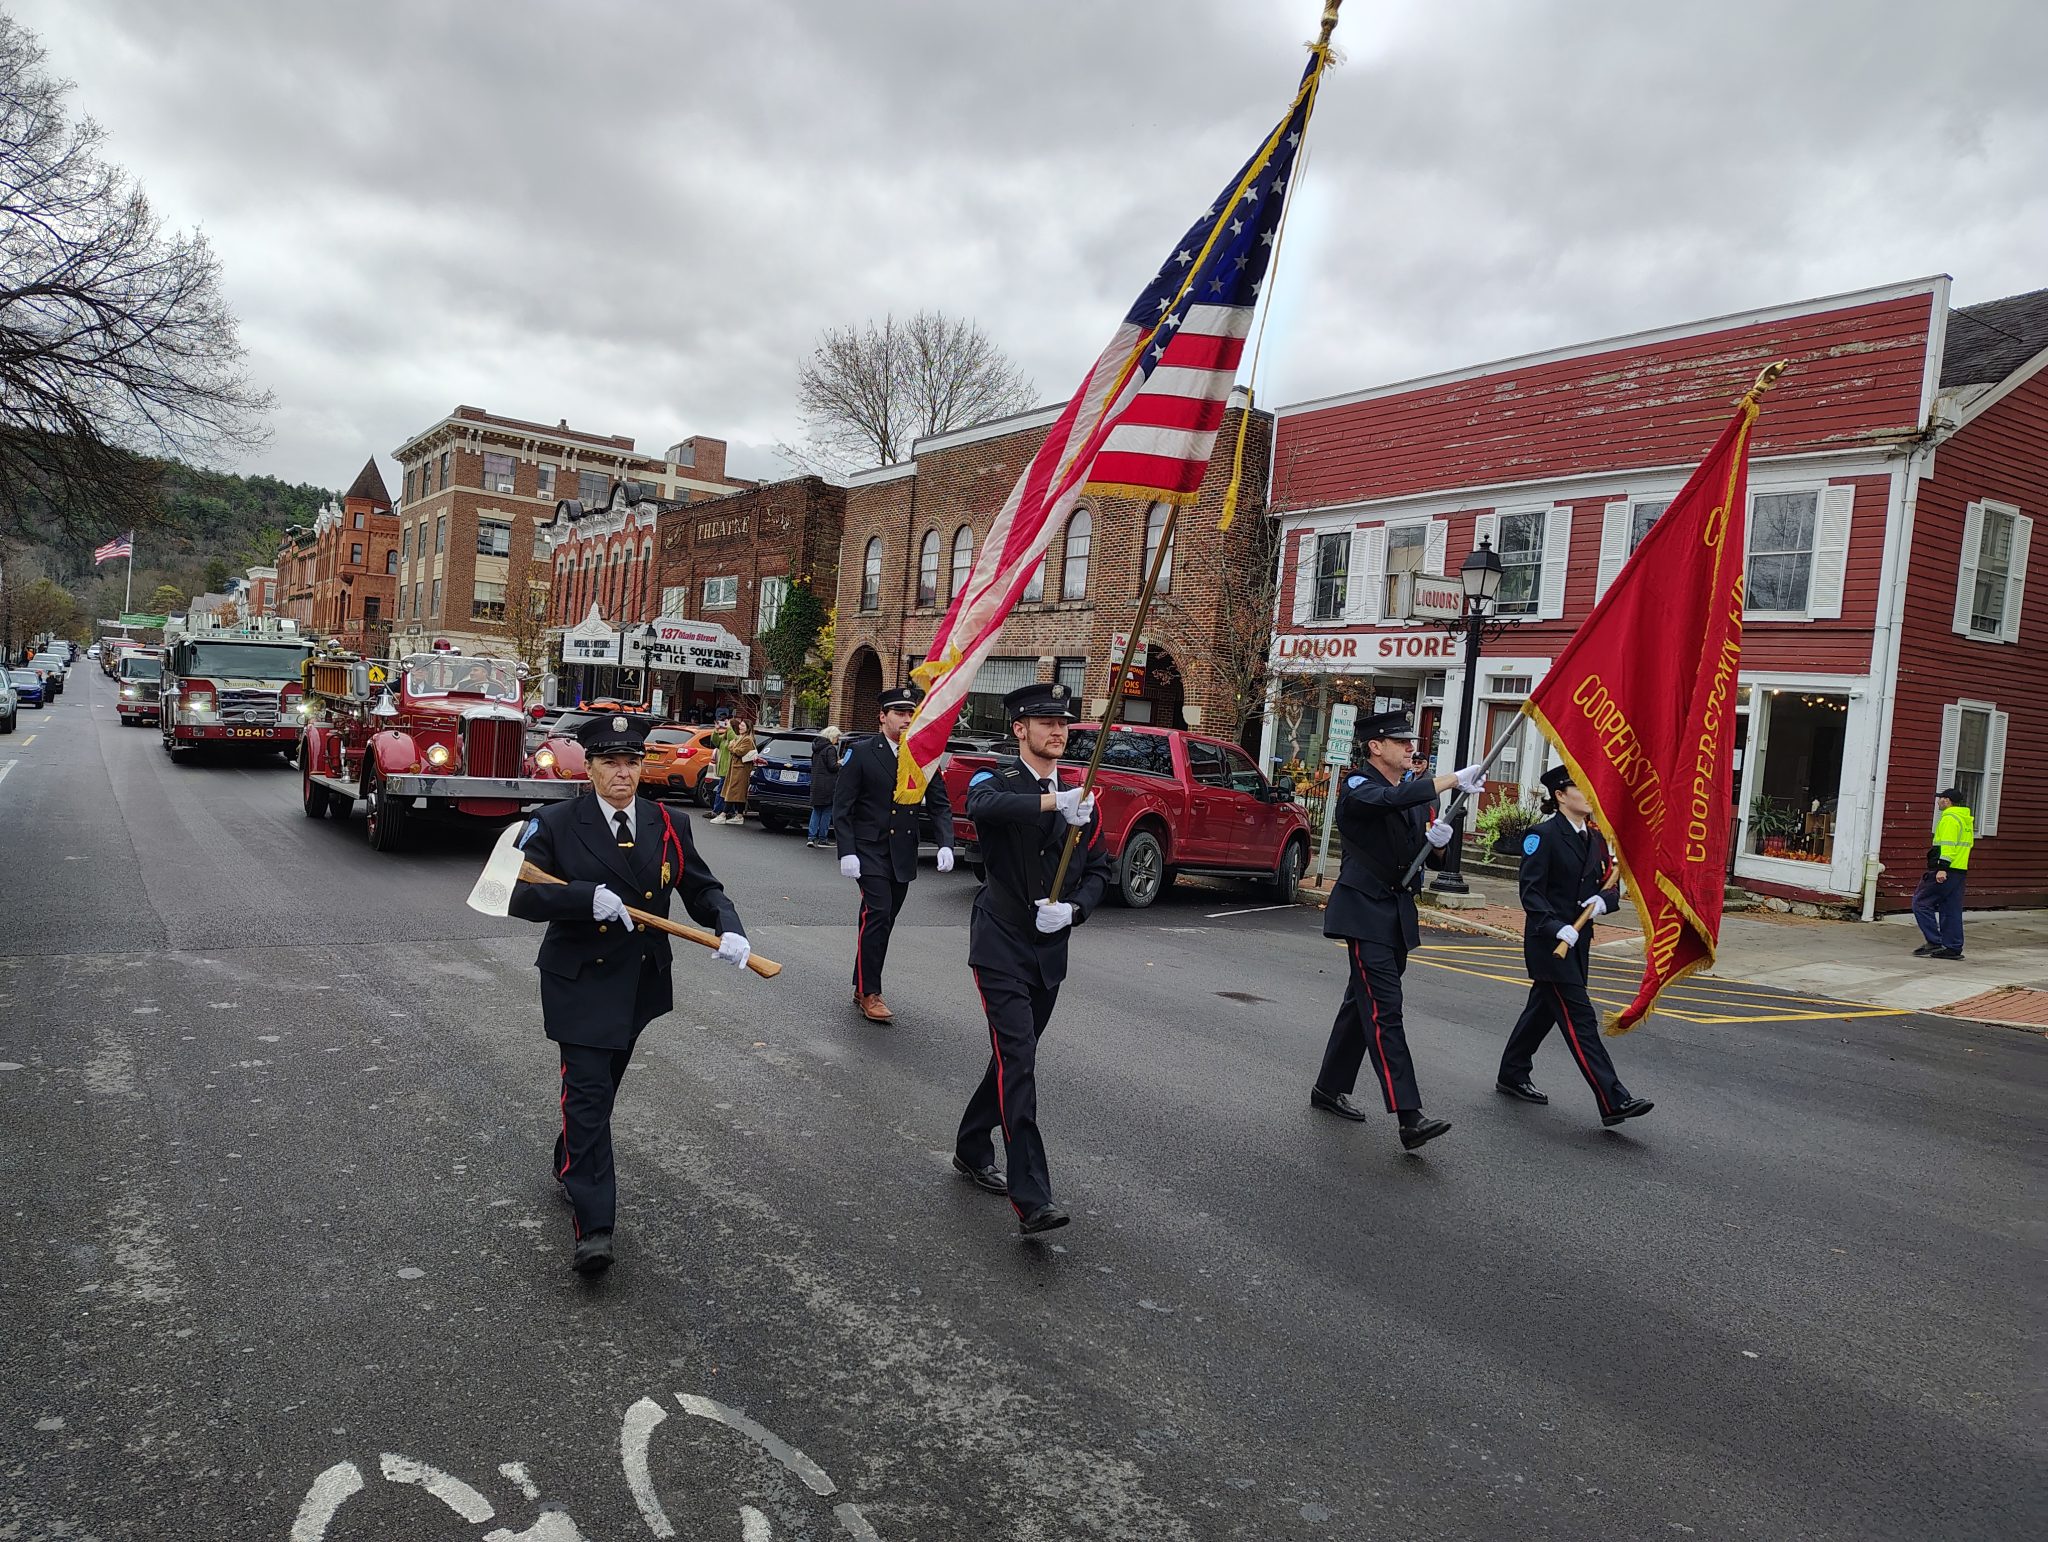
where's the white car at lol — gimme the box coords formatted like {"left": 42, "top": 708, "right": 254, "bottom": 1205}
{"left": 0, "top": 676, "right": 17, "bottom": 733}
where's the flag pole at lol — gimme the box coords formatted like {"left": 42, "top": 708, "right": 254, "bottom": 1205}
{"left": 1046, "top": 499, "right": 1179, "bottom": 904}
{"left": 1398, "top": 717, "right": 1526, "bottom": 888}
{"left": 124, "top": 540, "right": 134, "bottom": 616}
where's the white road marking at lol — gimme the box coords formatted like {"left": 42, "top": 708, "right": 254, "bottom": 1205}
{"left": 676, "top": 1393, "right": 836, "bottom": 1496}
{"left": 378, "top": 1452, "right": 497, "bottom": 1521}
{"left": 290, "top": 1461, "right": 365, "bottom": 1541}
{"left": 741, "top": 1508, "right": 773, "bottom": 1542}
{"left": 620, "top": 1395, "right": 675, "bottom": 1537}
{"left": 0, "top": 759, "right": 14, "bottom": 785}
{"left": 1204, "top": 903, "right": 1298, "bottom": 918}
{"left": 499, "top": 1461, "right": 540, "bottom": 1500}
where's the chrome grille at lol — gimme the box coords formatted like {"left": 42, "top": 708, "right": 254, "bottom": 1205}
{"left": 218, "top": 688, "right": 279, "bottom": 726}
{"left": 463, "top": 714, "right": 524, "bottom": 779}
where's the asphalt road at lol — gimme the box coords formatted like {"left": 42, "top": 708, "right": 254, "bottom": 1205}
{"left": 3, "top": 668, "right": 2041, "bottom": 1541}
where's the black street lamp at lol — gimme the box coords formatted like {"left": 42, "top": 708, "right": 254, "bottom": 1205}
{"left": 1432, "top": 537, "right": 1511, "bottom": 893}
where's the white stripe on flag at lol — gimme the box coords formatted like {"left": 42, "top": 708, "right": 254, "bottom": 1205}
{"left": 1143, "top": 365, "right": 1239, "bottom": 399}
{"left": 1176, "top": 304, "right": 1256, "bottom": 338}
{"left": 1098, "top": 424, "right": 1218, "bottom": 460}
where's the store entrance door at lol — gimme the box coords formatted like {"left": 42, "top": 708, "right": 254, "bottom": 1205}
{"left": 1483, "top": 702, "right": 1529, "bottom": 810}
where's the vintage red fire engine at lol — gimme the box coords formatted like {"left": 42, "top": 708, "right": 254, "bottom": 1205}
{"left": 298, "top": 652, "right": 586, "bottom": 852}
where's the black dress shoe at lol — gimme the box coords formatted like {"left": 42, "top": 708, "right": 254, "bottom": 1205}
{"left": 1601, "top": 1097, "right": 1655, "bottom": 1128}
{"left": 1399, "top": 1116, "right": 1452, "bottom": 1150}
{"left": 1912, "top": 944, "right": 1938, "bottom": 956}
{"left": 1933, "top": 948, "right": 1965, "bottom": 960}
{"left": 1495, "top": 1078, "right": 1549, "bottom": 1105}
{"left": 951, "top": 1154, "right": 1008, "bottom": 1195}
{"left": 571, "top": 1230, "right": 615, "bottom": 1275}
{"left": 1310, "top": 1086, "right": 1370, "bottom": 1122}
{"left": 1018, "top": 1204, "right": 1070, "bottom": 1235}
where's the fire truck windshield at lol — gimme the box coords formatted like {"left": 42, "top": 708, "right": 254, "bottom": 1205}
{"left": 177, "top": 642, "right": 308, "bottom": 681}
{"left": 403, "top": 655, "right": 520, "bottom": 702}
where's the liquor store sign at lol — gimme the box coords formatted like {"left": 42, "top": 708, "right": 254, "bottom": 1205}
{"left": 1273, "top": 629, "right": 1459, "bottom": 672}
{"left": 625, "top": 618, "right": 747, "bottom": 678}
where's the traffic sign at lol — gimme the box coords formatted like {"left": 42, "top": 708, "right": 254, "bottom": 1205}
{"left": 1324, "top": 702, "right": 1358, "bottom": 765}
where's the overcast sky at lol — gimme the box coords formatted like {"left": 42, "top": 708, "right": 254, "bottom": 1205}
{"left": 12, "top": 0, "right": 2044, "bottom": 494}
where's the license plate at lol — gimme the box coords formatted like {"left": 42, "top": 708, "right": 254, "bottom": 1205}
{"left": 231, "top": 727, "right": 272, "bottom": 739}
{"left": 779, "top": 769, "right": 800, "bottom": 783}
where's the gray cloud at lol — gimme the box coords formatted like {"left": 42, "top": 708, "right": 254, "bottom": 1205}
{"left": 10, "top": 0, "right": 2042, "bottom": 496}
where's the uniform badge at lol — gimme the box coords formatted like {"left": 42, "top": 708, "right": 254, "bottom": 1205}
{"left": 1523, "top": 832, "right": 1541, "bottom": 854}
{"left": 516, "top": 817, "right": 541, "bottom": 849}
{"left": 1346, "top": 774, "right": 1365, "bottom": 790}
{"left": 660, "top": 860, "right": 672, "bottom": 886}
{"left": 1053, "top": 684, "right": 1068, "bottom": 700}
{"left": 612, "top": 715, "right": 628, "bottom": 732}
{"left": 970, "top": 770, "right": 995, "bottom": 787}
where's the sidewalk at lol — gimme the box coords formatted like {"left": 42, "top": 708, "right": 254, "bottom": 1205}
{"left": 1297, "top": 874, "right": 2048, "bottom": 1030}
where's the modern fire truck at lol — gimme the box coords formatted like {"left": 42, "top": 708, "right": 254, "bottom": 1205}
{"left": 159, "top": 623, "right": 315, "bottom": 760}
{"left": 298, "top": 652, "right": 587, "bottom": 852}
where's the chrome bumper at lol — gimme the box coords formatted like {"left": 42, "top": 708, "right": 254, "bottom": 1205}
{"left": 384, "top": 774, "right": 585, "bottom": 801}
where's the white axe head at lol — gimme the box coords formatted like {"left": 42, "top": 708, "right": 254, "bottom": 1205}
{"left": 466, "top": 820, "right": 530, "bottom": 917}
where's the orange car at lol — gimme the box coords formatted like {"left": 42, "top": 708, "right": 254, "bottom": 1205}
{"left": 641, "top": 724, "right": 718, "bottom": 805}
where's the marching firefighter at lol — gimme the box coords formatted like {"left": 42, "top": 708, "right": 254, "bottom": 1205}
{"left": 1309, "top": 711, "right": 1485, "bottom": 1150}
{"left": 951, "top": 681, "right": 1111, "bottom": 1234}
{"left": 1494, "top": 763, "right": 1653, "bottom": 1127}
{"left": 510, "top": 712, "right": 754, "bottom": 1275}
{"left": 833, "top": 685, "right": 956, "bottom": 1022}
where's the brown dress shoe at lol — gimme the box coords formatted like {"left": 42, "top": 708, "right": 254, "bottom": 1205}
{"left": 856, "top": 992, "right": 894, "bottom": 1022}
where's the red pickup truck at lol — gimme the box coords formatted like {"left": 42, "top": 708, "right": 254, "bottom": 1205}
{"left": 941, "top": 724, "right": 1312, "bottom": 909}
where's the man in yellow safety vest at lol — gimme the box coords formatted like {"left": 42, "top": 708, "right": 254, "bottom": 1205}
{"left": 1911, "top": 786, "right": 1975, "bottom": 961}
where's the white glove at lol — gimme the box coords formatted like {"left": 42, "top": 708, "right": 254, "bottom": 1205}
{"left": 715, "top": 931, "right": 751, "bottom": 969}
{"left": 1051, "top": 784, "right": 1097, "bottom": 827}
{"left": 593, "top": 885, "right": 635, "bottom": 931}
{"left": 1556, "top": 923, "right": 1580, "bottom": 947}
{"left": 1425, "top": 818, "right": 1454, "bottom": 849}
{"left": 1579, "top": 894, "right": 1609, "bottom": 918}
{"left": 1453, "top": 763, "right": 1487, "bottom": 794}
{"left": 936, "top": 847, "right": 955, "bottom": 873}
{"left": 1034, "top": 899, "right": 1075, "bottom": 934}
{"left": 839, "top": 854, "right": 861, "bottom": 879}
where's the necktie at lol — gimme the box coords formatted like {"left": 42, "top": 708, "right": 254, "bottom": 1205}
{"left": 1039, "top": 777, "right": 1052, "bottom": 791}
{"left": 613, "top": 810, "right": 632, "bottom": 848}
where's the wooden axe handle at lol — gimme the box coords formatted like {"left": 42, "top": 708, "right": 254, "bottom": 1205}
{"left": 1552, "top": 899, "right": 1601, "bottom": 957}
{"left": 517, "top": 860, "right": 782, "bottom": 978}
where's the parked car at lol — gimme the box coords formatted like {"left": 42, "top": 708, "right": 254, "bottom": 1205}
{"left": 8, "top": 667, "right": 47, "bottom": 710}
{"left": 642, "top": 724, "right": 718, "bottom": 805}
{"left": 23, "top": 656, "right": 62, "bottom": 698}
{"left": 116, "top": 652, "right": 163, "bottom": 725}
{"left": 745, "top": 731, "right": 825, "bottom": 832}
{"left": 941, "top": 724, "right": 1311, "bottom": 908}
{"left": 0, "top": 676, "right": 17, "bottom": 732}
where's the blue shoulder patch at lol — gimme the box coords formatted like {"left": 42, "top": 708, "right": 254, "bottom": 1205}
{"left": 1346, "top": 774, "right": 1365, "bottom": 790}
{"left": 516, "top": 817, "right": 542, "bottom": 849}
{"left": 969, "top": 769, "right": 995, "bottom": 787}
{"left": 1522, "top": 832, "right": 1541, "bottom": 855}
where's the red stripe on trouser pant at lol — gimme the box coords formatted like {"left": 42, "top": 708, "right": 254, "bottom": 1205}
{"left": 557, "top": 1061, "right": 578, "bottom": 1239}
{"left": 1551, "top": 984, "right": 1612, "bottom": 1115}
{"left": 1353, "top": 941, "right": 1399, "bottom": 1112}
{"left": 971, "top": 969, "right": 1023, "bottom": 1219}
{"left": 854, "top": 901, "right": 870, "bottom": 995}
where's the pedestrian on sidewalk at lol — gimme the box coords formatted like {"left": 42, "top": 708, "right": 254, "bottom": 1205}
{"left": 1912, "top": 786, "right": 1974, "bottom": 960}
{"left": 833, "top": 685, "right": 955, "bottom": 1022}
{"left": 807, "top": 726, "right": 843, "bottom": 846}
{"left": 951, "top": 681, "right": 1111, "bottom": 1234}
{"left": 710, "top": 721, "right": 755, "bottom": 825}
{"left": 1308, "top": 711, "right": 1486, "bottom": 1151}
{"left": 1495, "top": 764, "right": 1654, "bottom": 1128}
{"left": 509, "top": 712, "right": 753, "bottom": 1276}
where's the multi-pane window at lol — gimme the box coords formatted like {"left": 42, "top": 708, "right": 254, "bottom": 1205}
{"left": 1746, "top": 491, "right": 1817, "bottom": 613}
{"left": 438, "top": 450, "right": 451, "bottom": 488}
{"left": 702, "top": 575, "right": 738, "bottom": 610}
{"left": 759, "top": 575, "right": 789, "bottom": 632}
{"left": 476, "top": 519, "right": 512, "bottom": 557}
{"left": 430, "top": 578, "right": 442, "bottom": 616}
{"left": 1628, "top": 498, "right": 1671, "bottom": 553}
{"left": 950, "top": 525, "right": 974, "bottom": 598}
{"left": 916, "top": 530, "right": 940, "bottom": 606}
{"left": 362, "top": 596, "right": 382, "bottom": 623}
{"left": 434, "top": 514, "right": 447, "bottom": 554}
{"left": 482, "top": 452, "right": 515, "bottom": 493}
{"left": 578, "top": 470, "right": 609, "bottom": 507}
{"left": 404, "top": 468, "right": 415, "bottom": 503}
{"left": 1023, "top": 558, "right": 1045, "bottom": 603}
{"left": 1061, "top": 511, "right": 1091, "bottom": 600}
{"left": 350, "top": 542, "right": 364, "bottom": 565}
{"left": 471, "top": 581, "right": 507, "bottom": 621}
{"left": 1968, "top": 505, "right": 2017, "bottom": 635}
{"left": 353, "top": 511, "right": 365, "bottom": 530}
{"left": 419, "top": 461, "right": 432, "bottom": 496}
{"left": 1495, "top": 511, "right": 1545, "bottom": 616}
{"left": 1143, "top": 504, "right": 1174, "bottom": 592}
{"left": 537, "top": 464, "right": 555, "bottom": 498}
{"left": 411, "top": 581, "right": 421, "bottom": 618}
{"left": 400, "top": 525, "right": 411, "bottom": 560}
{"left": 860, "top": 538, "right": 882, "bottom": 611}
{"left": 1312, "top": 531, "right": 1348, "bottom": 621}
{"left": 1055, "top": 656, "right": 1086, "bottom": 697}
{"left": 1951, "top": 704, "right": 1993, "bottom": 811}
{"left": 1385, "top": 521, "right": 1425, "bottom": 611}
{"left": 661, "top": 585, "right": 688, "bottom": 618}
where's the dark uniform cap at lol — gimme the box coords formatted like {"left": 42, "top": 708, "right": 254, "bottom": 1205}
{"left": 575, "top": 712, "right": 654, "bottom": 758}
{"left": 1936, "top": 785, "right": 1964, "bottom": 802}
{"left": 1540, "top": 764, "right": 1576, "bottom": 795}
{"left": 1003, "top": 681, "right": 1081, "bottom": 722}
{"left": 1359, "top": 710, "right": 1418, "bottom": 742}
{"left": 878, "top": 685, "right": 922, "bottom": 711}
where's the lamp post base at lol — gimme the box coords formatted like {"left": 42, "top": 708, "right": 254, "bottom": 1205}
{"left": 1430, "top": 871, "right": 1469, "bottom": 894}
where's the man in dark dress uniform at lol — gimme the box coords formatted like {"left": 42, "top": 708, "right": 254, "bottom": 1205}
{"left": 1496, "top": 764, "right": 1653, "bottom": 1127}
{"left": 951, "top": 681, "right": 1111, "bottom": 1235}
{"left": 1310, "top": 711, "right": 1486, "bottom": 1150}
{"left": 833, "top": 685, "right": 956, "bottom": 1022}
{"left": 510, "top": 713, "right": 753, "bottom": 1274}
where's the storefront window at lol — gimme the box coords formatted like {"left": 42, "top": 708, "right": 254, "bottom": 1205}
{"left": 1745, "top": 690, "right": 1847, "bottom": 864}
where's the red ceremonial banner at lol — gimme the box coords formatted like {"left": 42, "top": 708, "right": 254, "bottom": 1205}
{"left": 1523, "top": 368, "right": 1782, "bottom": 1034}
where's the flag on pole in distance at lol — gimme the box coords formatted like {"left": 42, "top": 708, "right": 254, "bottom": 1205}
{"left": 1522, "top": 367, "right": 1784, "bottom": 1035}
{"left": 890, "top": 42, "right": 1337, "bottom": 805}
{"left": 94, "top": 532, "right": 134, "bottom": 565}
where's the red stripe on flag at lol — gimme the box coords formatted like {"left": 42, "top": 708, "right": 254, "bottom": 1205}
{"left": 1085, "top": 451, "right": 1212, "bottom": 496}
{"left": 1112, "top": 394, "right": 1229, "bottom": 433}
{"left": 1158, "top": 332, "right": 1245, "bottom": 370}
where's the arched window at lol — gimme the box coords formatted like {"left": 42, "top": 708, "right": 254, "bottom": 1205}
{"left": 1061, "top": 509, "right": 1091, "bottom": 601}
{"left": 582, "top": 553, "right": 596, "bottom": 616}
{"left": 950, "top": 525, "right": 974, "bottom": 599}
{"left": 640, "top": 538, "right": 654, "bottom": 617}
{"left": 1023, "top": 556, "right": 1045, "bottom": 603}
{"left": 860, "top": 537, "right": 883, "bottom": 611}
{"left": 1143, "top": 504, "right": 1175, "bottom": 592}
{"left": 619, "top": 547, "right": 634, "bottom": 619}
{"left": 916, "top": 529, "right": 940, "bottom": 607}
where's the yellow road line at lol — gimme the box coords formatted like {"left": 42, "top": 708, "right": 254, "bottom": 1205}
{"left": 1407, "top": 953, "right": 1897, "bottom": 1023}
{"left": 18, "top": 733, "right": 34, "bottom": 745}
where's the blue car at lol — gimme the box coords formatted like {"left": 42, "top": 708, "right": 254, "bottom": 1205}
{"left": 746, "top": 731, "right": 824, "bottom": 833}
{"left": 8, "top": 668, "right": 47, "bottom": 709}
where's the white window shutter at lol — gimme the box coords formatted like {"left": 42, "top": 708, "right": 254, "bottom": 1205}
{"left": 1290, "top": 530, "right": 1317, "bottom": 626}
{"left": 1347, "top": 525, "right": 1386, "bottom": 624}
{"left": 1807, "top": 485, "right": 1853, "bottom": 619}
{"left": 1471, "top": 513, "right": 1498, "bottom": 571}
{"left": 1595, "top": 500, "right": 1631, "bottom": 602}
{"left": 1936, "top": 703, "right": 1961, "bottom": 796}
{"left": 1537, "top": 506, "right": 1573, "bottom": 620}
{"left": 2000, "top": 514, "right": 2031, "bottom": 643}
{"left": 1424, "top": 518, "right": 1448, "bottom": 576}
{"left": 1952, "top": 501, "right": 1984, "bottom": 635}
{"left": 1981, "top": 708, "right": 2007, "bottom": 837}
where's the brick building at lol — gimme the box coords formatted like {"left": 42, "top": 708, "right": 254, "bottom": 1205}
{"left": 641, "top": 474, "right": 846, "bottom": 727}
{"left": 390, "top": 404, "right": 747, "bottom": 661}
{"left": 239, "top": 566, "right": 278, "bottom": 619}
{"left": 1266, "top": 275, "right": 2045, "bottom": 912}
{"left": 270, "top": 458, "right": 395, "bottom": 647}
{"left": 830, "top": 395, "right": 1272, "bottom": 740}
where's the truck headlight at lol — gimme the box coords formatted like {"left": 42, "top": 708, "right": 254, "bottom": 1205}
{"left": 533, "top": 747, "right": 557, "bottom": 771}
{"left": 425, "top": 742, "right": 453, "bottom": 768}
{"left": 187, "top": 693, "right": 215, "bottom": 713}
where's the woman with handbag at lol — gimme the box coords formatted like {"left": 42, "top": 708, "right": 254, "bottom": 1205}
{"left": 712, "top": 721, "right": 757, "bottom": 825}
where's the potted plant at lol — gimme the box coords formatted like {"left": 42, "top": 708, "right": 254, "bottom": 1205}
{"left": 1749, "top": 795, "right": 1798, "bottom": 855}
{"left": 1476, "top": 798, "right": 1541, "bottom": 861}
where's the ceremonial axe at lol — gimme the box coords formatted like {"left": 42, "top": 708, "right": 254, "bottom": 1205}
{"left": 466, "top": 821, "right": 782, "bottom": 978}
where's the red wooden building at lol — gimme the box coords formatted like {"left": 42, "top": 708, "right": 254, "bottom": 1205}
{"left": 1266, "top": 276, "right": 2044, "bottom": 912}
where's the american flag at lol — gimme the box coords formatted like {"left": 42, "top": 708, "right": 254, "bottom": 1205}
{"left": 894, "top": 48, "right": 1331, "bottom": 803}
{"left": 93, "top": 532, "right": 134, "bottom": 565}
